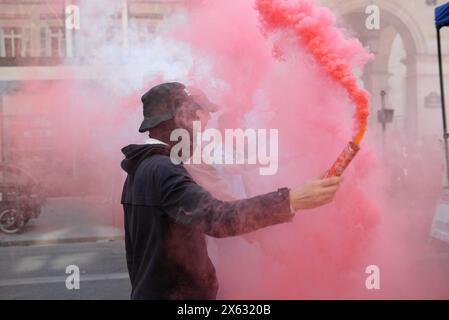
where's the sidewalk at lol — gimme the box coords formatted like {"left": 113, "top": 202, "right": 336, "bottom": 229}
{"left": 0, "top": 197, "right": 124, "bottom": 247}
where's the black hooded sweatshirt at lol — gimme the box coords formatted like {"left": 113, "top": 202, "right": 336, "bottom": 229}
{"left": 121, "top": 143, "right": 294, "bottom": 300}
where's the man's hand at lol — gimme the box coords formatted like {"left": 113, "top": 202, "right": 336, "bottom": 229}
{"left": 289, "top": 175, "right": 343, "bottom": 211}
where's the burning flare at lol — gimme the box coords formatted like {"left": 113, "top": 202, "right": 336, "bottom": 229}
{"left": 255, "top": 0, "right": 370, "bottom": 175}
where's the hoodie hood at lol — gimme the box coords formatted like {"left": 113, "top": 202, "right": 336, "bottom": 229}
{"left": 121, "top": 144, "right": 170, "bottom": 175}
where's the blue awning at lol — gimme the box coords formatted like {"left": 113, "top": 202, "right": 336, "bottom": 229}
{"left": 436, "top": 2, "right": 449, "bottom": 28}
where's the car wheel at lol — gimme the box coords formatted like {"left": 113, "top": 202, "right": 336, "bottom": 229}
{"left": 0, "top": 208, "right": 23, "bottom": 234}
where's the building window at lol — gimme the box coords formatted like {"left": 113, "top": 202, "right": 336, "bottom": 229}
{"left": 40, "top": 26, "right": 65, "bottom": 57}
{"left": 129, "top": 17, "right": 157, "bottom": 44}
{"left": 0, "top": 27, "right": 28, "bottom": 58}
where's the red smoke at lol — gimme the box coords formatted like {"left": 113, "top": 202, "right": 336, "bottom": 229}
{"left": 256, "top": 0, "right": 370, "bottom": 145}
{"left": 4, "top": 0, "right": 447, "bottom": 299}
{"left": 173, "top": 0, "right": 448, "bottom": 299}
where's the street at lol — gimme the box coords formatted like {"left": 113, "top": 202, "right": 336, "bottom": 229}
{"left": 0, "top": 241, "right": 131, "bottom": 300}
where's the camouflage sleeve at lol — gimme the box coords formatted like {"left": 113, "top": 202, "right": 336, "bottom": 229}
{"left": 158, "top": 158, "right": 294, "bottom": 238}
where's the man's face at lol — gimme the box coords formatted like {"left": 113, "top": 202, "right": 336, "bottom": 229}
{"left": 174, "top": 101, "right": 211, "bottom": 135}
{"left": 173, "top": 101, "right": 212, "bottom": 159}
{"left": 195, "top": 108, "right": 212, "bottom": 129}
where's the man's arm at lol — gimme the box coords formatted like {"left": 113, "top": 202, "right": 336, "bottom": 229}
{"left": 158, "top": 158, "right": 293, "bottom": 238}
